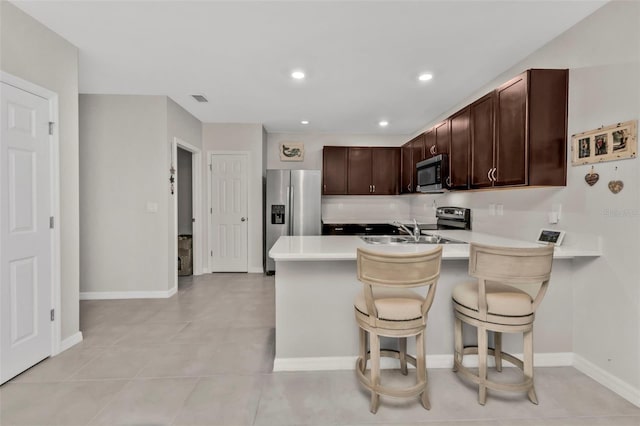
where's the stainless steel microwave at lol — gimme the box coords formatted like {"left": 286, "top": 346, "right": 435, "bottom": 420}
{"left": 416, "top": 154, "right": 449, "bottom": 193}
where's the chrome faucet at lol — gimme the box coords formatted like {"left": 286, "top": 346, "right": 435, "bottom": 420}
{"left": 393, "top": 219, "right": 421, "bottom": 242}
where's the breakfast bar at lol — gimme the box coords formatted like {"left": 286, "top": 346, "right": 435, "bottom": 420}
{"left": 269, "top": 232, "right": 601, "bottom": 372}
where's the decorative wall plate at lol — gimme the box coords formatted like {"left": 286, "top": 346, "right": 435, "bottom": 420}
{"left": 608, "top": 180, "right": 623, "bottom": 194}
{"left": 585, "top": 171, "right": 599, "bottom": 186}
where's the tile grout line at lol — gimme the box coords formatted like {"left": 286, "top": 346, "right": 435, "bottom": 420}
{"left": 168, "top": 376, "right": 202, "bottom": 426}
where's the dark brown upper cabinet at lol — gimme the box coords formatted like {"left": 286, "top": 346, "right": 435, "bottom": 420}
{"left": 400, "top": 143, "right": 413, "bottom": 193}
{"left": 347, "top": 147, "right": 400, "bottom": 195}
{"left": 371, "top": 147, "right": 400, "bottom": 195}
{"left": 434, "top": 121, "right": 450, "bottom": 157}
{"left": 471, "top": 69, "right": 568, "bottom": 188}
{"left": 424, "top": 128, "right": 436, "bottom": 159}
{"left": 470, "top": 92, "right": 495, "bottom": 188}
{"left": 322, "top": 146, "right": 348, "bottom": 195}
{"left": 449, "top": 107, "right": 470, "bottom": 189}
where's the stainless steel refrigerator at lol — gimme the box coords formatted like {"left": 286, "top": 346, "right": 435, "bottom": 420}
{"left": 264, "top": 169, "right": 321, "bottom": 274}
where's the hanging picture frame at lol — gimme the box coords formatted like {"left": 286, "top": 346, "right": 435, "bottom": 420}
{"left": 279, "top": 142, "right": 304, "bottom": 162}
{"left": 571, "top": 120, "right": 637, "bottom": 166}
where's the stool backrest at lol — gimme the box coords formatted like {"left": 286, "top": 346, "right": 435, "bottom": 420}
{"left": 357, "top": 246, "right": 443, "bottom": 289}
{"left": 357, "top": 246, "right": 443, "bottom": 318}
{"left": 468, "top": 243, "right": 554, "bottom": 315}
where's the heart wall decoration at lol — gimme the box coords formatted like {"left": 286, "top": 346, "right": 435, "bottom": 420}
{"left": 608, "top": 180, "right": 624, "bottom": 194}
{"left": 584, "top": 166, "right": 599, "bottom": 186}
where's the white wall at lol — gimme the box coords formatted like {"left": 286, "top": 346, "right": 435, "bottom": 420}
{"left": 80, "top": 95, "right": 203, "bottom": 295}
{"left": 202, "top": 123, "right": 264, "bottom": 273}
{"left": 1, "top": 2, "right": 80, "bottom": 340}
{"left": 409, "top": 0, "right": 640, "bottom": 400}
{"left": 267, "top": 132, "right": 412, "bottom": 222}
{"left": 79, "top": 95, "right": 169, "bottom": 294}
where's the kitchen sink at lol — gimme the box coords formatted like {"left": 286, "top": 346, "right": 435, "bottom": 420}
{"left": 360, "top": 235, "right": 465, "bottom": 245}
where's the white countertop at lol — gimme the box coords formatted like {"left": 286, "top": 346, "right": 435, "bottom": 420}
{"left": 269, "top": 230, "right": 602, "bottom": 261}
{"left": 322, "top": 218, "right": 436, "bottom": 225}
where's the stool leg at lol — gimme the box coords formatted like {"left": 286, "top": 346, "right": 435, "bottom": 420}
{"left": 494, "top": 331, "right": 503, "bottom": 372}
{"left": 358, "top": 327, "right": 367, "bottom": 373}
{"left": 369, "top": 332, "right": 381, "bottom": 414}
{"left": 524, "top": 328, "right": 538, "bottom": 404}
{"left": 478, "top": 326, "right": 488, "bottom": 405}
{"left": 399, "top": 337, "right": 408, "bottom": 375}
{"left": 453, "top": 316, "right": 463, "bottom": 372}
{"left": 416, "top": 331, "right": 431, "bottom": 410}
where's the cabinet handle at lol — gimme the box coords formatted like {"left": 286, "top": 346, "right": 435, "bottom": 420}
{"left": 430, "top": 145, "right": 436, "bottom": 155}
{"left": 323, "top": 184, "right": 326, "bottom": 192}
{"left": 407, "top": 184, "right": 411, "bottom": 191}
{"left": 491, "top": 168, "right": 497, "bottom": 182}
{"left": 372, "top": 184, "right": 376, "bottom": 193}
{"left": 446, "top": 176, "right": 451, "bottom": 187}
{"left": 365, "top": 227, "right": 373, "bottom": 231}
{"left": 487, "top": 169, "right": 493, "bottom": 182}
{"left": 369, "top": 184, "right": 372, "bottom": 193}
{"left": 334, "top": 227, "right": 344, "bottom": 231}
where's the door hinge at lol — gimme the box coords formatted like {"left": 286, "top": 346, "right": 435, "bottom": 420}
{"left": 49, "top": 216, "right": 54, "bottom": 229}
{"left": 209, "top": 164, "right": 212, "bottom": 171}
{"left": 210, "top": 208, "right": 212, "bottom": 214}
{"left": 48, "top": 122, "right": 54, "bottom": 135}
{"left": 210, "top": 250, "right": 213, "bottom": 257}
{"left": 192, "top": 218, "right": 195, "bottom": 223}
{"left": 50, "top": 309, "right": 55, "bottom": 321}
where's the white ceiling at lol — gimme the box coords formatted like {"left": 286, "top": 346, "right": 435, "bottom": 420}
{"left": 13, "top": 0, "right": 606, "bottom": 135}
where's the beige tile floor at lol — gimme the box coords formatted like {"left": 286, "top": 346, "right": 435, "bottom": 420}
{"left": 1, "top": 272, "right": 639, "bottom": 425}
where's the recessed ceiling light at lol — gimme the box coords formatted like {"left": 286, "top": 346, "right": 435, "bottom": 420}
{"left": 291, "top": 70, "right": 305, "bottom": 80}
{"left": 379, "top": 120, "right": 389, "bottom": 127}
{"left": 418, "top": 73, "right": 433, "bottom": 82}
{"left": 301, "top": 120, "right": 309, "bottom": 125}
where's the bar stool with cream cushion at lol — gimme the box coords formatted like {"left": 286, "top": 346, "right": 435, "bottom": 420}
{"left": 452, "top": 243, "right": 554, "bottom": 405}
{"left": 355, "top": 246, "right": 443, "bottom": 413}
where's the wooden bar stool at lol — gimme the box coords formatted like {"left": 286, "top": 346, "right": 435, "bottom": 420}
{"left": 452, "top": 243, "right": 554, "bottom": 405}
{"left": 354, "top": 246, "right": 443, "bottom": 413}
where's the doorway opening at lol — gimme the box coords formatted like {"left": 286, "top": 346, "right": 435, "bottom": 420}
{"left": 171, "top": 138, "right": 201, "bottom": 292}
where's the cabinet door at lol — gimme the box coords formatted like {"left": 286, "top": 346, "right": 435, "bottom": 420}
{"left": 411, "top": 134, "right": 425, "bottom": 188}
{"left": 322, "top": 146, "right": 348, "bottom": 195}
{"left": 435, "top": 120, "right": 450, "bottom": 156}
{"left": 371, "top": 147, "right": 399, "bottom": 195}
{"left": 347, "top": 147, "right": 373, "bottom": 194}
{"left": 528, "top": 69, "right": 568, "bottom": 186}
{"left": 470, "top": 92, "right": 495, "bottom": 188}
{"left": 400, "top": 143, "right": 413, "bottom": 193}
{"left": 449, "top": 107, "right": 470, "bottom": 189}
{"left": 495, "top": 72, "right": 528, "bottom": 186}
{"left": 424, "top": 128, "right": 435, "bottom": 159}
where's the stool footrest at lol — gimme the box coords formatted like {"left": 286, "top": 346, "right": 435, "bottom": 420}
{"left": 453, "top": 346, "right": 533, "bottom": 393}
{"left": 356, "top": 351, "right": 427, "bottom": 399}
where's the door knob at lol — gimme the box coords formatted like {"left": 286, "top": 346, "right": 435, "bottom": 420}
{"left": 241, "top": 217, "right": 247, "bottom": 222}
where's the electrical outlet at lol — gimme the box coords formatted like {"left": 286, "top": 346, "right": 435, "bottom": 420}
{"left": 496, "top": 204, "right": 504, "bottom": 216}
{"left": 489, "top": 204, "right": 496, "bottom": 216}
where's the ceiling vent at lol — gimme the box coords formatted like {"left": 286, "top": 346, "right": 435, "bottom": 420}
{"left": 191, "top": 94, "right": 208, "bottom": 103}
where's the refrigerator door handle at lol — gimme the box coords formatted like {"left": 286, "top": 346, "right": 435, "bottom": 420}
{"left": 289, "top": 186, "right": 295, "bottom": 235}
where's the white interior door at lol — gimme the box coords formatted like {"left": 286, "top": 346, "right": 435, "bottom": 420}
{"left": 210, "top": 154, "right": 248, "bottom": 272}
{"left": 1, "top": 82, "right": 52, "bottom": 383}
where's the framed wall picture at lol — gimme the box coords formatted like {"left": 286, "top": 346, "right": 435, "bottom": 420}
{"left": 571, "top": 120, "right": 637, "bottom": 166}
{"left": 280, "top": 142, "right": 304, "bottom": 162}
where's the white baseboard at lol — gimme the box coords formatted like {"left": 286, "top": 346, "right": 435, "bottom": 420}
{"left": 58, "top": 331, "right": 83, "bottom": 353}
{"left": 80, "top": 286, "right": 177, "bottom": 300}
{"left": 574, "top": 354, "right": 640, "bottom": 408}
{"left": 248, "top": 267, "right": 264, "bottom": 274}
{"left": 273, "top": 352, "right": 573, "bottom": 372}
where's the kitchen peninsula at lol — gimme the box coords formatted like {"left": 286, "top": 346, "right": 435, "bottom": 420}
{"left": 269, "top": 231, "right": 601, "bottom": 372}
